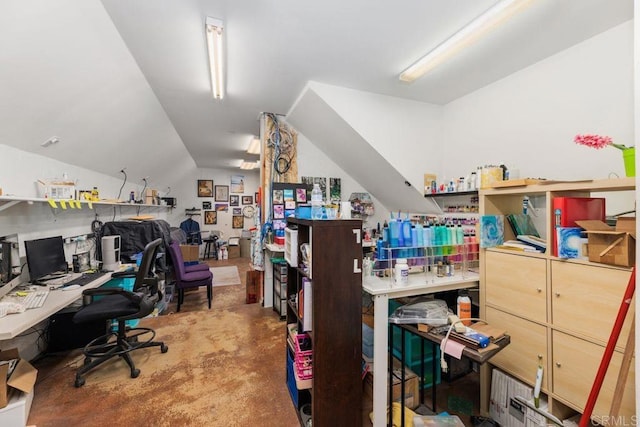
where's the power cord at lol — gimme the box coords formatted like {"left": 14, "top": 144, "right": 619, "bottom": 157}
{"left": 440, "top": 316, "right": 487, "bottom": 372}
{"left": 117, "top": 168, "right": 127, "bottom": 201}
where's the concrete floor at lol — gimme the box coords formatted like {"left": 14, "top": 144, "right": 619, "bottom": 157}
{"left": 27, "top": 256, "right": 482, "bottom": 426}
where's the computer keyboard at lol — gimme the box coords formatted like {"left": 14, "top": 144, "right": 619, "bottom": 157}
{"left": 23, "top": 290, "right": 50, "bottom": 309}
{"left": 63, "top": 270, "right": 109, "bottom": 287}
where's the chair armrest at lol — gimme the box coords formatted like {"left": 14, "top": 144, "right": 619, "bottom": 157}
{"left": 110, "top": 270, "right": 136, "bottom": 279}
{"left": 81, "top": 287, "right": 143, "bottom": 306}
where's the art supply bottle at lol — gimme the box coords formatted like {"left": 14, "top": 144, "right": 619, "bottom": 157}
{"left": 457, "top": 290, "right": 472, "bottom": 326}
{"left": 129, "top": 191, "right": 135, "bottom": 203}
{"left": 91, "top": 186, "right": 99, "bottom": 201}
{"left": 311, "top": 184, "right": 323, "bottom": 219}
{"left": 388, "top": 213, "right": 399, "bottom": 249}
{"left": 394, "top": 258, "right": 409, "bottom": 286}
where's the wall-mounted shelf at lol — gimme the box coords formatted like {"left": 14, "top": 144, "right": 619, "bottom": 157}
{"left": 0, "top": 195, "right": 172, "bottom": 213}
{"left": 424, "top": 190, "right": 478, "bottom": 198}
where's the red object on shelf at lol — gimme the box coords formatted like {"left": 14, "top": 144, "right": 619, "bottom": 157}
{"left": 552, "top": 197, "right": 605, "bottom": 256}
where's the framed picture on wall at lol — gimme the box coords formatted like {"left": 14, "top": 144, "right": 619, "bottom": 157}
{"left": 215, "top": 203, "right": 228, "bottom": 212}
{"left": 204, "top": 210, "right": 217, "bottom": 224}
{"left": 198, "top": 180, "right": 214, "bottom": 197}
{"left": 230, "top": 174, "right": 245, "bottom": 193}
{"left": 232, "top": 207, "right": 242, "bottom": 215}
{"left": 232, "top": 215, "right": 244, "bottom": 229}
{"left": 202, "top": 201, "right": 212, "bottom": 210}
{"left": 215, "top": 185, "right": 229, "bottom": 201}
{"left": 242, "top": 195, "right": 253, "bottom": 205}
{"left": 230, "top": 195, "right": 239, "bottom": 206}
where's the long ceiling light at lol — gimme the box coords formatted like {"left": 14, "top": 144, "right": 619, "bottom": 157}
{"left": 399, "top": 0, "right": 532, "bottom": 83}
{"left": 247, "top": 137, "right": 260, "bottom": 154}
{"left": 205, "top": 17, "right": 225, "bottom": 99}
{"left": 239, "top": 160, "right": 259, "bottom": 170}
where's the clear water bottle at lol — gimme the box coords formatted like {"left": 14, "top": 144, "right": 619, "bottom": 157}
{"left": 311, "top": 183, "right": 323, "bottom": 219}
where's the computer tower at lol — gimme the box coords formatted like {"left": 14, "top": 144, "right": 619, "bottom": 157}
{"left": 101, "top": 235, "right": 121, "bottom": 271}
{"left": 47, "top": 307, "right": 107, "bottom": 353}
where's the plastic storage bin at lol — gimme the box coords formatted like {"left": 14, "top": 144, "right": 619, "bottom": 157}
{"left": 389, "top": 300, "right": 441, "bottom": 389}
{"left": 294, "top": 333, "right": 313, "bottom": 379}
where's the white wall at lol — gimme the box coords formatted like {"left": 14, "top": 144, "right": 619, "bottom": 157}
{"left": 296, "top": 133, "right": 390, "bottom": 230}
{"left": 164, "top": 167, "right": 260, "bottom": 242}
{"left": 309, "top": 82, "right": 444, "bottom": 191}
{"left": 0, "top": 144, "right": 163, "bottom": 256}
{"left": 441, "top": 21, "right": 634, "bottom": 182}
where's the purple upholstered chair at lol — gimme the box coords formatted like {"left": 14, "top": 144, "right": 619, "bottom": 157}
{"left": 167, "top": 241, "right": 213, "bottom": 312}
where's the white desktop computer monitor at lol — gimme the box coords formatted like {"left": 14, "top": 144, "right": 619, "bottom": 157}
{"left": 101, "top": 235, "right": 121, "bottom": 271}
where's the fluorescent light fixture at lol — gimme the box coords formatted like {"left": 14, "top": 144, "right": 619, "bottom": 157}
{"left": 240, "top": 160, "right": 260, "bottom": 170}
{"left": 205, "top": 17, "right": 225, "bottom": 99}
{"left": 399, "top": 0, "right": 532, "bottom": 82}
{"left": 247, "top": 137, "right": 260, "bottom": 154}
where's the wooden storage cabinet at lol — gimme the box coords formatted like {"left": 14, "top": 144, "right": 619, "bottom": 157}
{"left": 485, "top": 306, "right": 548, "bottom": 389}
{"left": 285, "top": 218, "right": 363, "bottom": 427}
{"left": 480, "top": 178, "right": 635, "bottom": 421}
{"left": 485, "top": 251, "right": 547, "bottom": 322}
{"left": 551, "top": 261, "right": 633, "bottom": 348}
{"left": 553, "top": 331, "right": 635, "bottom": 418}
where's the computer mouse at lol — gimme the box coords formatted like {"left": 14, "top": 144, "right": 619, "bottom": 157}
{"left": 62, "top": 284, "right": 81, "bottom": 291}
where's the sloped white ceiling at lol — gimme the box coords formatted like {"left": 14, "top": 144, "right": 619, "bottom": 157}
{"left": 0, "top": 0, "right": 633, "bottom": 192}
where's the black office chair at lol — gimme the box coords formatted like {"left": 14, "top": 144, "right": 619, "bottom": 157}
{"left": 72, "top": 238, "right": 168, "bottom": 387}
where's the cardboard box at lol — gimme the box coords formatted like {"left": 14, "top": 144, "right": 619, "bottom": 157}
{"left": 227, "top": 245, "right": 240, "bottom": 259}
{"left": 0, "top": 348, "right": 37, "bottom": 409}
{"left": 576, "top": 217, "right": 636, "bottom": 267}
{"left": 364, "top": 357, "right": 420, "bottom": 409}
{"left": 179, "top": 244, "right": 200, "bottom": 262}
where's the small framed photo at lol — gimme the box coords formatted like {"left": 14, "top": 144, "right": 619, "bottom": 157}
{"left": 230, "top": 195, "right": 239, "bottom": 206}
{"left": 232, "top": 207, "right": 242, "bottom": 215}
{"left": 255, "top": 192, "right": 260, "bottom": 204}
{"left": 204, "top": 210, "right": 217, "bottom": 224}
{"left": 215, "top": 185, "right": 229, "bottom": 202}
{"left": 215, "top": 203, "right": 228, "bottom": 212}
{"left": 232, "top": 215, "right": 244, "bottom": 229}
{"left": 296, "top": 188, "right": 307, "bottom": 203}
{"left": 242, "top": 195, "right": 253, "bottom": 205}
{"left": 202, "top": 201, "right": 212, "bottom": 210}
{"left": 198, "top": 180, "right": 214, "bottom": 198}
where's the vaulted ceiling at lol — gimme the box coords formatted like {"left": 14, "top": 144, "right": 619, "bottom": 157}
{"left": 0, "top": 0, "right": 633, "bottom": 184}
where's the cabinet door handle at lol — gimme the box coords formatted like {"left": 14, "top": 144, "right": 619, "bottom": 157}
{"left": 555, "top": 292, "right": 560, "bottom": 297}
{"left": 555, "top": 362, "right": 562, "bottom": 368}
{"left": 353, "top": 258, "right": 361, "bottom": 273}
{"left": 536, "top": 288, "right": 542, "bottom": 293}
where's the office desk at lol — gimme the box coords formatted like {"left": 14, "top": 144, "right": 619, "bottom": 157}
{"left": 0, "top": 273, "right": 113, "bottom": 340}
{"left": 362, "top": 272, "right": 479, "bottom": 427}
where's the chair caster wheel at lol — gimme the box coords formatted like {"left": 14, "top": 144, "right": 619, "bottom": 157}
{"left": 131, "top": 369, "right": 140, "bottom": 378}
{"left": 75, "top": 377, "right": 85, "bottom": 388}
{"left": 161, "top": 344, "right": 168, "bottom": 353}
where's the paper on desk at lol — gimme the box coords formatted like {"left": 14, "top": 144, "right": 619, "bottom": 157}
{"left": 442, "top": 338, "right": 465, "bottom": 359}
